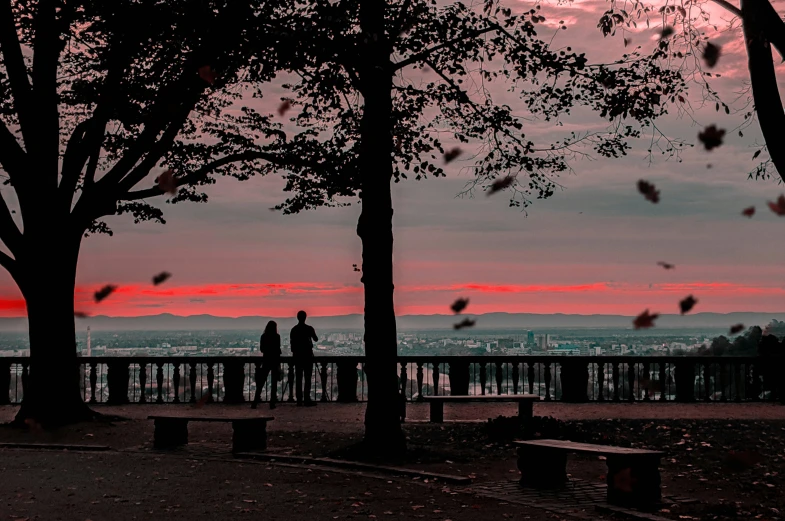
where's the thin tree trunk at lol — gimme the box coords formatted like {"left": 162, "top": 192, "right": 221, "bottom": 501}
{"left": 742, "top": 0, "right": 785, "bottom": 183}
{"left": 13, "top": 231, "right": 94, "bottom": 427}
{"left": 358, "top": 0, "right": 405, "bottom": 453}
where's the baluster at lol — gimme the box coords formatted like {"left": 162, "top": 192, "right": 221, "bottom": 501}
{"left": 156, "top": 362, "right": 164, "bottom": 404}
{"left": 432, "top": 363, "right": 440, "bottom": 396}
{"left": 253, "top": 361, "right": 262, "bottom": 403}
{"left": 287, "top": 362, "right": 296, "bottom": 402}
{"left": 416, "top": 362, "right": 424, "bottom": 401}
{"left": 612, "top": 362, "right": 620, "bottom": 402}
{"left": 643, "top": 362, "right": 651, "bottom": 401}
{"left": 658, "top": 363, "right": 667, "bottom": 401}
{"left": 21, "top": 362, "right": 29, "bottom": 403}
{"left": 527, "top": 363, "right": 535, "bottom": 395}
{"left": 751, "top": 363, "right": 761, "bottom": 401}
{"left": 627, "top": 363, "right": 635, "bottom": 402}
{"left": 720, "top": 362, "right": 728, "bottom": 402}
{"left": 138, "top": 364, "right": 147, "bottom": 404}
{"left": 736, "top": 363, "right": 744, "bottom": 402}
{"left": 495, "top": 362, "right": 503, "bottom": 395}
{"left": 0, "top": 360, "right": 10, "bottom": 405}
{"left": 544, "top": 363, "right": 552, "bottom": 401}
{"left": 89, "top": 362, "right": 98, "bottom": 403}
{"left": 703, "top": 363, "right": 711, "bottom": 402}
{"left": 189, "top": 363, "right": 197, "bottom": 403}
{"left": 320, "top": 362, "right": 329, "bottom": 402}
{"left": 597, "top": 363, "right": 605, "bottom": 401}
{"left": 512, "top": 362, "right": 520, "bottom": 395}
{"left": 207, "top": 362, "right": 215, "bottom": 403}
{"left": 479, "top": 362, "right": 487, "bottom": 396}
{"left": 400, "top": 362, "right": 408, "bottom": 398}
{"left": 172, "top": 362, "right": 181, "bottom": 403}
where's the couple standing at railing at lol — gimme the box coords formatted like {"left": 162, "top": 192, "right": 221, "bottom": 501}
{"left": 251, "top": 310, "right": 319, "bottom": 409}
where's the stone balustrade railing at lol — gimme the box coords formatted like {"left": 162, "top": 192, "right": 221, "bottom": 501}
{"left": 0, "top": 355, "right": 782, "bottom": 406}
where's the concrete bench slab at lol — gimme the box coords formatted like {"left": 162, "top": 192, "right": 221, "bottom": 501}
{"left": 148, "top": 415, "right": 273, "bottom": 453}
{"left": 422, "top": 394, "right": 538, "bottom": 423}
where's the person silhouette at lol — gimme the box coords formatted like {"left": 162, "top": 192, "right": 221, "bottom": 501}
{"left": 290, "top": 310, "right": 318, "bottom": 406}
{"left": 251, "top": 320, "right": 281, "bottom": 409}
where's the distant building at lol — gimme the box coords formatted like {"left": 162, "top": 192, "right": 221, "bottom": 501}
{"left": 527, "top": 330, "right": 534, "bottom": 345}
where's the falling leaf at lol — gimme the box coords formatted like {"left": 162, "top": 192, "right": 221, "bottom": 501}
{"left": 633, "top": 309, "right": 659, "bottom": 329}
{"left": 660, "top": 26, "right": 674, "bottom": 39}
{"left": 156, "top": 168, "right": 177, "bottom": 194}
{"left": 74, "top": 311, "right": 90, "bottom": 318}
{"left": 656, "top": 261, "right": 675, "bottom": 270}
{"left": 94, "top": 284, "right": 117, "bottom": 303}
{"left": 729, "top": 324, "right": 745, "bottom": 335}
{"left": 637, "top": 180, "right": 660, "bottom": 203}
{"left": 623, "top": 37, "right": 629, "bottom": 47}
{"left": 741, "top": 206, "right": 755, "bottom": 218}
{"left": 198, "top": 65, "right": 217, "bottom": 85}
{"left": 767, "top": 194, "right": 785, "bottom": 216}
{"left": 352, "top": 264, "right": 361, "bottom": 272}
{"left": 679, "top": 295, "right": 697, "bottom": 315}
{"left": 278, "top": 100, "right": 291, "bottom": 117}
{"left": 487, "top": 175, "right": 515, "bottom": 196}
{"left": 450, "top": 298, "right": 469, "bottom": 314}
{"left": 698, "top": 125, "right": 725, "bottom": 151}
{"left": 703, "top": 42, "right": 721, "bottom": 68}
{"left": 443, "top": 147, "right": 462, "bottom": 163}
{"left": 193, "top": 393, "right": 210, "bottom": 409}
{"left": 454, "top": 317, "right": 476, "bottom": 330}
{"left": 152, "top": 272, "right": 171, "bottom": 286}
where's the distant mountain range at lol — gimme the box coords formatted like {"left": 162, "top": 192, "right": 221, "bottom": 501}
{"left": 0, "top": 312, "right": 782, "bottom": 332}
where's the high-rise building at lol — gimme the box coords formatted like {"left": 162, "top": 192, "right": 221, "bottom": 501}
{"left": 527, "top": 330, "right": 534, "bottom": 345}
{"left": 539, "top": 334, "right": 549, "bottom": 351}
{"left": 86, "top": 326, "right": 91, "bottom": 357}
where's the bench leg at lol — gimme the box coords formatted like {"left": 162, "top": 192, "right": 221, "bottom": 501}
{"left": 606, "top": 456, "right": 661, "bottom": 509}
{"left": 153, "top": 419, "right": 188, "bottom": 449}
{"left": 232, "top": 421, "right": 268, "bottom": 453}
{"left": 518, "top": 446, "right": 567, "bottom": 488}
{"left": 430, "top": 401, "right": 444, "bottom": 423}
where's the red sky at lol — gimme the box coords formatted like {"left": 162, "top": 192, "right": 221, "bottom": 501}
{"left": 2, "top": 0, "right": 785, "bottom": 319}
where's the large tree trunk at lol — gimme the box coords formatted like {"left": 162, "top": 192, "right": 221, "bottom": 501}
{"left": 741, "top": 0, "right": 785, "bottom": 183}
{"left": 13, "top": 230, "right": 94, "bottom": 427}
{"left": 358, "top": 0, "right": 405, "bottom": 454}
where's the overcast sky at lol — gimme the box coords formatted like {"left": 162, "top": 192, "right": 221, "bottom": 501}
{"left": 2, "top": 0, "right": 784, "bottom": 318}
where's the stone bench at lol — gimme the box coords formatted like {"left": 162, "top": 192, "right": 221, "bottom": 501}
{"left": 148, "top": 415, "right": 273, "bottom": 453}
{"left": 422, "top": 394, "right": 538, "bottom": 423}
{"left": 514, "top": 439, "right": 663, "bottom": 509}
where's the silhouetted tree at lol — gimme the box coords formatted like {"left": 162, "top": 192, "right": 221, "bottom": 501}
{"left": 272, "top": 0, "right": 687, "bottom": 452}
{"left": 0, "top": 0, "right": 330, "bottom": 425}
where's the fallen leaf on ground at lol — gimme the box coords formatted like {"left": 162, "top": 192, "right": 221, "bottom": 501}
{"left": 450, "top": 298, "right": 469, "bottom": 314}
{"left": 94, "top": 284, "right": 117, "bottom": 303}
{"left": 637, "top": 180, "right": 660, "bottom": 203}
{"left": 633, "top": 309, "right": 659, "bottom": 329}
{"left": 679, "top": 295, "right": 697, "bottom": 315}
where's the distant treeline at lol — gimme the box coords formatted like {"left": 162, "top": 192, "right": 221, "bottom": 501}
{"left": 684, "top": 320, "right": 785, "bottom": 356}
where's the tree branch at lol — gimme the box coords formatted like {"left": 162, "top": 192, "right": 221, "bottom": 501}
{"left": 390, "top": 0, "right": 414, "bottom": 40}
{"left": 0, "top": 117, "right": 27, "bottom": 182}
{"left": 0, "top": 0, "right": 35, "bottom": 155}
{"left": 709, "top": 0, "right": 742, "bottom": 18}
{"left": 0, "top": 190, "right": 22, "bottom": 255}
{"left": 31, "top": 0, "right": 61, "bottom": 181}
{"left": 0, "top": 249, "right": 16, "bottom": 276}
{"left": 392, "top": 25, "right": 497, "bottom": 71}
{"left": 120, "top": 151, "right": 322, "bottom": 201}
{"left": 742, "top": 0, "right": 785, "bottom": 183}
